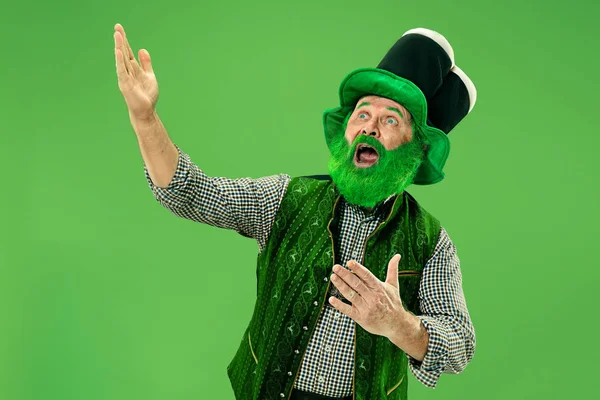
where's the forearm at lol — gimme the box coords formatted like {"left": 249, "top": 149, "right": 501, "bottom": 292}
{"left": 414, "top": 315, "right": 475, "bottom": 374}
{"left": 387, "top": 311, "right": 429, "bottom": 362}
{"left": 137, "top": 126, "right": 292, "bottom": 250}
{"left": 131, "top": 111, "right": 179, "bottom": 188}
{"left": 392, "top": 228, "right": 476, "bottom": 388}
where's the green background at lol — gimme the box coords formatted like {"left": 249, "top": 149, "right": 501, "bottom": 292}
{"left": 1, "top": 0, "right": 598, "bottom": 398}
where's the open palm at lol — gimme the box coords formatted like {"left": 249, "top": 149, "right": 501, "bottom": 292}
{"left": 114, "top": 23, "right": 158, "bottom": 121}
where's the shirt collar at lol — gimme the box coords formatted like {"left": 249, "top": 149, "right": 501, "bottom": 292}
{"left": 343, "top": 192, "right": 398, "bottom": 218}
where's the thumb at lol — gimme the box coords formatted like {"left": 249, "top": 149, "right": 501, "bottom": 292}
{"left": 138, "top": 49, "right": 154, "bottom": 74}
{"left": 385, "top": 254, "right": 401, "bottom": 287}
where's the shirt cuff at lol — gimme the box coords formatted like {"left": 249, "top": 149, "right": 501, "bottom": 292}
{"left": 407, "top": 316, "right": 449, "bottom": 388}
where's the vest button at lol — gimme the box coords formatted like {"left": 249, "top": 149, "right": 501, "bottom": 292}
{"left": 280, "top": 393, "right": 285, "bottom": 397}
{"left": 288, "top": 371, "right": 293, "bottom": 376}
{"left": 313, "top": 301, "right": 318, "bottom": 306}
{"left": 323, "top": 277, "right": 328, "bottom": 281}
{"left": 295, "top": 349, "right": 300, "bottom": 354}
{"left": 303, "top": 326, "right": 308, "bottom": 331}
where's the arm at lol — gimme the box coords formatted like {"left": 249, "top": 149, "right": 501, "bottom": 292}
{"left": 407, "top": 227, "right": 476, "bottom": 388}
{"left": 132, "top": 111, "right": 180, "bottom": 189}
{"left": 129, "top": 95, "right": 290, "bottom": 253}
{"left": 113, "top": 24, "right": 290, "bottom": 252}
{"left": 143, "top": 137, "right": 291, "bottom": 253}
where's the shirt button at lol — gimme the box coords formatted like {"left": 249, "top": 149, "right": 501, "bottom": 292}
{"left": 324, "top": 345, "right": 331, "bottom": 352}
{"left": 303, "top": 326, "right": 308, "bottom": 331}
{"left": 333, "top": 312, "right": 341, "bottom": 320}
{"left": 317, "top": 376, "right": 325, "bottom": 383}
{"left": 313, "top": 301, "right": 318, "bottom": 306}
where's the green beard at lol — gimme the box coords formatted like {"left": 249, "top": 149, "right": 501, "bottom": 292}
{"left": 327, "top": 131, "right": 424, "bottom": 208}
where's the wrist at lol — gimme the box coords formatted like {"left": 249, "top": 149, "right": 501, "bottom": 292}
{"left": 129, "top": 109, "right": 158, "bottom": 127}
{"left": 387, "top": 311, "right": 428, "bottom": 361}
{"left": 386, "top": 309, "right": 413, "bottom": 343}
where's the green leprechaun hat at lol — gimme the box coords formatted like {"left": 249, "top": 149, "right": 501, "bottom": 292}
{"left": 323, "top": 28, "right": 477, "bottom": 185}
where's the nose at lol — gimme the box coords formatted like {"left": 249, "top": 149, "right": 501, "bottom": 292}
{"left": 360, "top": 127, "right": 380, "bottom": 138}
{"left": 360, "top": 118, "right": 380, "bottom": 138}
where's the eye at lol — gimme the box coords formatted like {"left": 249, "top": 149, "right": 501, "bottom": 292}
{"left": 386, "top": 117, "right": 398, "bottom": 125}
{"left": 357, "top": 112, "right": 368, "bottom": 120}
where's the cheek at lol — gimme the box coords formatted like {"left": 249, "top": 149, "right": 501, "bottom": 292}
{"left": 402, "top": 128, "right": 414, "bottom": 145}
{"left": 344, "top": 124, "right": 355, "bottom": 143}
{"left": 346, "top": 118, "right": 366, "bottom": 135}
{"left": 385, "top": 129, "right": 411, "bottom": 150}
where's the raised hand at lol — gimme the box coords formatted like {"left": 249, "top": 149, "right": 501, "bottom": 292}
{"left": 113, "top": 23, "right": 159, "bottom": 121}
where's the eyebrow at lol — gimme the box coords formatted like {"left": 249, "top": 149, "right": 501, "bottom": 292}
{"left": 355, "top": 102, "right": 412, "bottom": 122}
{"left": 386, "top": 107, "right": 404, "bottom": 119}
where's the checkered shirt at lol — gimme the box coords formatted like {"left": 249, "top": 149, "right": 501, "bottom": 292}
{"left": 144, "top": 145, "right": 476, "bottom": 394}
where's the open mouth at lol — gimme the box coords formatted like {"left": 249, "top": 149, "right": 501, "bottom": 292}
{"left": 354, "top": 143, "right": 379, "bottom": 168}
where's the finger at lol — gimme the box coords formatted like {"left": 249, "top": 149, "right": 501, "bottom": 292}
{"left": 330, "top": 271, "right": 365, "bottom": 308}
{"left": 114, "top": 29, "right": 131, "bottom": 74}
{"left": 122, "top": 29, "right": 140, "bottom": 68}
{"left": 347, "top": 260, "right": 379, "bottom": 289}
{"left": 115, "top": 24, "right": 140, "bottom": 76}
{"left": 114, "top": 24, "right": 135, "bottom": 60}
{"left": 328, "top": 296, "right": 354, "bottom": 318}
{"left": 138, "top": 49, "right": 154, "bottom": 74}
{"left": 385, "top": 254, "right": 402, "bottom": 287}
{"left": 332, "top": 264, "right": 365, "bottom": 294}
{"left": 114, "top": 32, "right": 130, "bottom": 79}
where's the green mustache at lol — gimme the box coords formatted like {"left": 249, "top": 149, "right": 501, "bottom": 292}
{"left": 348, "top": 135, "right": 388, "bottom": 166}
{"left": 327, "top": 133, "right": 424, "bottom": 208}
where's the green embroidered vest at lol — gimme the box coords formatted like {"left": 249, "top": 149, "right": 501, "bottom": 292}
{"left": 227, "top": 176, "right": 441, "bottom": 400}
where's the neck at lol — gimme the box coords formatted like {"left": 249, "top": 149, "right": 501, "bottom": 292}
{"left": 359, "top": 201, "right": 379, "bottom": 214}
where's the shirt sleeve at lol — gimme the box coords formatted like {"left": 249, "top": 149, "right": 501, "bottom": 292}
{"left": 144, "top": 144, "right": 291, "bottom": 252}
{"left": 407, "top": 226, "right": 476, "bottom": 388}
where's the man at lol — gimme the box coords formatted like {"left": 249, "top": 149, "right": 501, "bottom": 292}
{"left": 114, "top": 23, "right": 476, "bottom": 400}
